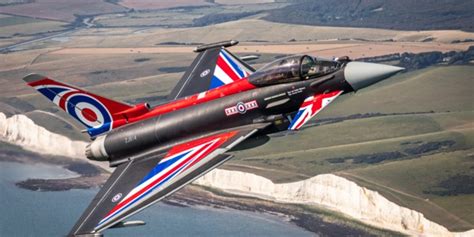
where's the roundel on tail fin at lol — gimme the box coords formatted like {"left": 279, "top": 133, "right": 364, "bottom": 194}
{"left": 65, "top": 93, "right": 113, "bottom": 133}
{"left": 23, "top": 74, "right": 133, "bottom": 137}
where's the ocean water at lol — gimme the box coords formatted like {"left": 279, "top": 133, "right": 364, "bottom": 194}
{"left": 0, "top": 162, "right": 314, "bottom": 237}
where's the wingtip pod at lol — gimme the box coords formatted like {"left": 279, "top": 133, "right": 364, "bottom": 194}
{"left": 23, "top": 73, "right": 47, "bottom": 84}
{"left": 193, "top": 40, "right": 239, "bottom": 52}
{"left": 110, "top": 220, "right": 146, "bottom": 229}
{"left": 72, "top": 233, "right": 103, "bottom": 237}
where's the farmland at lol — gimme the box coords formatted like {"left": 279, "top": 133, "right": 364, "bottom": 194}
{"left": 0, "top": 0, "right": 126, "bottom": 22}
{"left": 0, "top": 13, "right": 66, "bottom": 48}
{"left": 32, "top": 19, "right": 474, "bottom": 49}
{"left": 117, "top": 0, "right": 212, "bottom": 10}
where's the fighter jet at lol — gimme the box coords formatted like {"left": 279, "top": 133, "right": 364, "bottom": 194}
{"left": 23, "top": 40, "right": 403, "bottom": 237}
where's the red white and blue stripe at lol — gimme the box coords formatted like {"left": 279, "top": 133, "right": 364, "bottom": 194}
{"left": 96, "top": 132, "right": 237, "bottom": 229}
{"left": 288, "top": 90, "right": 343, "bottom": 130}
{"left": 209, "top": 49, "right": 249, "bottom": 89}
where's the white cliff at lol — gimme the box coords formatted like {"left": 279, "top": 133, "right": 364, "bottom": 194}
{"left": 0, "top": 112, "right": 86, "bottom": 157}
{"left": 195, "top": 169, "right": 474, "bottom": 236}
{"left": 0, "top": 112, "right": 472, "bottom": 236}
{"left": 0, "top": 112, "right": 109, "bottom": 170}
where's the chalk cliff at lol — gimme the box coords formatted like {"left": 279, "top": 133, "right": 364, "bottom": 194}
{"left": 0, "top": 112, "right": 109, "bottom": 170}
{"left": 195, "top": 169, "right": 474, "bottom": 237}
{"left": 0, "top": 112, "right": 86, "bottom": 157}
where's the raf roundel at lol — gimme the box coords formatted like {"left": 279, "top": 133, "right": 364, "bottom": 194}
{"left": 112, "top": 193, "right": 122, "bottom": 203}
{"left": 200, "top": 69, "right": 210, "bottom": 78}
{"left": 33, "top": 83, "right": 113, "bottom": 135}
{"left": 65, "top": 93, "right": 113, "bottom": 132}
{"left": 236, "top": 102, "right": 246, "bottom": 114}
{"left": 81, "top": 108, "right": 98, "bottom": 122}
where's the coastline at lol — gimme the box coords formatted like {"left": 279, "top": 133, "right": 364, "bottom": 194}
{"left": 0, "top": 144, "right": 109, "bottom": 191}
{"left": 0, "top": 152, "right": 392, "bottom": 236}
{"left": 0, "top": 161, "right": 315, "bottom": 237}
{"left": 166, "top": 184, "right": 400, "bottom": 236}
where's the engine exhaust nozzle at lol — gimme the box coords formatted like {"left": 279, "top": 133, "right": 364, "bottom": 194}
{"left": 85, "top": 135, "right": 109, "bottom": 161}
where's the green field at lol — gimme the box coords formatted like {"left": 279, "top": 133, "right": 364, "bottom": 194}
{"left": 228, "top": 111, "right": 472, "bottom": 180}
{"left": 93, "top": 3, "right": 286, "bottom": 28}
{"left": 339, "top": 149, "right": 474, "bottom": 231}
{"left": 0, "top": 14, "right": 66, "bottom": 38}
{"left": 0, "top": 15, "right": 38, "bottom": 27}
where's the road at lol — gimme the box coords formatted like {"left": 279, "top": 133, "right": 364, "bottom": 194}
{"left": 0, "top": 16, "right": 94, "bottom": 53}
{"left": 0, "top": 29, "right": 77, "bottom": 53}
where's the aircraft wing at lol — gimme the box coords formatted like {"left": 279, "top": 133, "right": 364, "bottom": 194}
{"left": 288, "top": 90, "right": 343, "bottom": 130}
{"left": 69, "top": 123, "right": 269, "bottom": 236}
{"left": 168, "top": 42, "right": 255, "bottom": 101}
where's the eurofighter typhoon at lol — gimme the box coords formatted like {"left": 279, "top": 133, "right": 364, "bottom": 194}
{"left": 23, "top": 40, "right": 404, "bottom": 236}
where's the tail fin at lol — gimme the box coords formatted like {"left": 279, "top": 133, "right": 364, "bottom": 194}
{"left": 209, "top": 48, "right": 254, "bottom": 89}
{"left": 23, "top": 74, "right": 133, "bottom": 137}
{"left": 168, "top": 46, "right": 255, "bottom": 100}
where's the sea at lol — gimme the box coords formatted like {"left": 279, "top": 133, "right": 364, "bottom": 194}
{"left": 0, "top": 162, "right": 314, "bottom": 237}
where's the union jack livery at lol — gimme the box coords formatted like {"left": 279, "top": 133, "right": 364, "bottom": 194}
{"left": 23, "top": 40, "right": 403, "bottom": 237}
{"left": 97, "top": 131, "right": 239, "bottom": 229}
{"left": 288, "top": 90, "right": 343, "bottom": 130}
{"left": 210, "top": 49, "right": 250, "bottom": 89}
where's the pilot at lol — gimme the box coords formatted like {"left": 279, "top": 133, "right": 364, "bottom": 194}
{"left": 289, "top": 59, "right": 299, "bottom": 78}
{"left": 308, "top": 66, "right": 318, "bottom": 77}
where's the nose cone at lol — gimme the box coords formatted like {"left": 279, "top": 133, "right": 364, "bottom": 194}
{"left": 344, "top": 62, "right": 404, "bottom": 91}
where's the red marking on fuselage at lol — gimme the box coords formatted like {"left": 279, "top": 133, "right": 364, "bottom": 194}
{"left": 28, "top": 77, "right": 257, "bottom": 131}
{"left": 119, "top": 79, "right": 256, "bottom": 125}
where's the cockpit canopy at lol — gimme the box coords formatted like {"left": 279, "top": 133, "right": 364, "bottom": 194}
{"left": 248, "top": 55, "right": 342, "bottom": 86}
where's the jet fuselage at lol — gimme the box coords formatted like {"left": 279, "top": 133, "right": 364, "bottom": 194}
{"left": 87, "top": 68, "right": 352, "bottom": 164}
